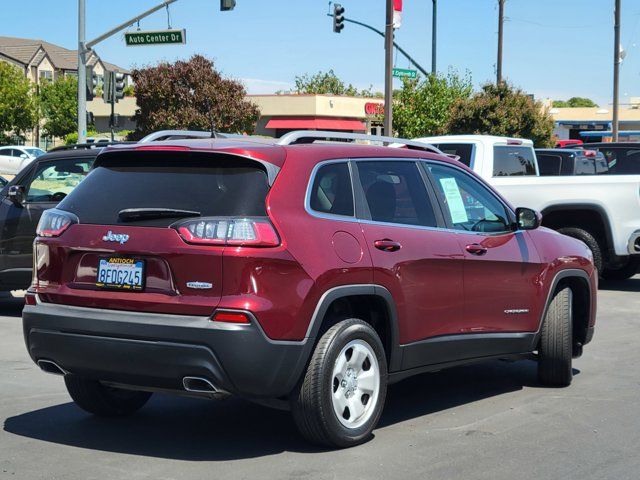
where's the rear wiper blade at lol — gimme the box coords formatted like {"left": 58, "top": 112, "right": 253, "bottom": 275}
{"left": 118, "top": 208, "right": 201, "bottom": 221}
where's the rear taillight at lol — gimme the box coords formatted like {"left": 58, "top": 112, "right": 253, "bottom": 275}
{"left": 174, "top": 217, "right": 280, "bottom": 247}
{"left": 36, "top": 209, "right": 78, "bottom": 238}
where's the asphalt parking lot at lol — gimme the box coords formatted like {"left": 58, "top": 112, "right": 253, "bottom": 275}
{"left": 1, "top": 280, "right": 640, "bottom": 480}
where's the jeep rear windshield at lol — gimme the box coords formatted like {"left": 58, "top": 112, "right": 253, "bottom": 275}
{"left": 57, "top": 151, "right": 270, "bottom": 226}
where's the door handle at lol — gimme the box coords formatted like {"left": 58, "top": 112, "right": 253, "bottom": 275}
{"left": 374, "top": 239, "right": 401, "bottom": 252}
{"left": 466, "top": 243, "right": 488, "bottom": 256}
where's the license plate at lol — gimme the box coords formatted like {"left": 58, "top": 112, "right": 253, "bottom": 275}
{"left": 96, "top": 257, "right": 145, "bottom": 291}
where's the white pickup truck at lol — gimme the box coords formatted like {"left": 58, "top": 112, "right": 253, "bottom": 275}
{"left": 415, "top": 134, "right": 640, "bottom": 280}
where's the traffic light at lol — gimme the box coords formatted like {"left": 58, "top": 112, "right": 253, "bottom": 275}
{"left": 114, "top": 73, "right": 125, "bottom": 101}
{"left": 86, "top": 66, "right": 99, "bottom": 100}
{"left": 333, "top": 4, "right": 345, "bottom": 33}
{"left": 220, "top": 0, "right": 235, "bottom": 11}
{"left": 102, "top": 70, "right": 113, "bottom": 103}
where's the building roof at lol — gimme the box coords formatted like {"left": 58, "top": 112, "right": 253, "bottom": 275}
{"left": 0, "top": 35, "right": 128, "bottom": 73}
{"left": 550, "top": 107, "right": 640, "bottom": 123}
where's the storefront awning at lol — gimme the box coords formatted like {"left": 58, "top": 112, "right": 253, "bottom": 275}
{"left": 265, "top": 117, "right": 366, "bottom": 131}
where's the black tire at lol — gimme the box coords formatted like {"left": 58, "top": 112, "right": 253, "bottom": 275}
{"left": 602, "top": 257, "right": 640, "bottom": 281}
{"left": 64, "top": 375, "right": 152, "bottom": 417}
{"left": 291, "top": 319, "right": 388, "bottom": 448}
{"left": 538, "top": 287, "right": 573, "bottom": 387}
{"left": 557, "top": 227, "right": 603, "bottom": 273}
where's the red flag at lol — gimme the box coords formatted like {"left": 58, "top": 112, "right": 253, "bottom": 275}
{"left": 393, "top": 0, "right": 403, "bottom": 29}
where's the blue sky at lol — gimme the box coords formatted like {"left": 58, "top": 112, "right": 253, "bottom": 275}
{"left": 3, "top": 0, "right": 640, "bottom": 106}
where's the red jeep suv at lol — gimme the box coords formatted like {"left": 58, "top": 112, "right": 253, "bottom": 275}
{"left": 23, "top": 133, "right": 597, "bottom": 447}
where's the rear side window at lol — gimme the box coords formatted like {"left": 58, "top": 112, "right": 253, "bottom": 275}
{"left": 58, "top": 152, "right": 270, "bottom": 226}
{"left": 574, "top": 156, "right": 596, "bottom": 175}
{"left": 536, "top": 154, "right": 562, "bottom": 175}
{"left": 433, "top": 143, "right": 474, "bottom": 167}
{"left": 309, "top": 162, "right": 354, "bottom": 217}
{"left": 493, "top": 146, "right": 537, "bottom": 176}
{"left": 356, "top": 161, "right": 437, "bottom": 227}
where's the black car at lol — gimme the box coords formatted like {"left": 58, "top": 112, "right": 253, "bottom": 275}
{"left": 535, "top": 148, "right": 608, "bottom": 176}
{"left": 561, "top": 142, "right": 640, "bottom": 175}
{"left": 0, "top": 148, "right": 100, "bottom": 291}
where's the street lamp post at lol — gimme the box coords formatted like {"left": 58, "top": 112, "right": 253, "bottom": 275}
{"left": 431, "top": 0, "right": 437, "bottom": 75}
{"left": 384, "top": 0, "right": 394, "bottom": 138}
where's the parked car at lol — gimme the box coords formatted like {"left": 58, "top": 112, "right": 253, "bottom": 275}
{"left": 0, "top": 148, "right": 100, "bottom": 291}
{"left": 0, "top": 145, "right": 46, "bottom": 175}
{"left": 563, "top": 142, "right": 640, "bottom": 175}
{"left": 415, "top": 135, "right": 640, "bottom": 280}
{"left": 24, "top": 132, "right": 597, "bottom": 448}
{"left": 535, "top": 148, "right": 608, "bottom": 176}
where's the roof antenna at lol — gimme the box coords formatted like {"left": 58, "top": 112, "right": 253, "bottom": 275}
{"left": 205, "top": 99, "right": 217, "bottom": 138}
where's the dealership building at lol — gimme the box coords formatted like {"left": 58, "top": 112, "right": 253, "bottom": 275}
{"left": 551, "top": 98, "right": 640, "bottom": 142}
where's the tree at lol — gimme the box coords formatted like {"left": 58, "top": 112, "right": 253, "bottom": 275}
{"left": 447, "top": 82, "right": 555, "bottom": 147}
{"left": 131, "top": 55, "right": 258, "bottom": 138}
{"left": 552, "top": 97, "right": 598, "bottom": 108}
{"left": 287, "top": 69, "right": 379, "bottom": 97}
{"left": 39, "top": 76, "right": 78, "bottom": 139}
{"left": 392, "top": 71, "right": 472, "bottom": 138}
{"left": 0, "top": 62, "right": 37, "bottom": 142}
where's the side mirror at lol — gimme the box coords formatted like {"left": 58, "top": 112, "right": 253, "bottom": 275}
{"left": 19, "top": 153, "right": 28, "bottom": 159}
{"left": 8, "top": 185, "right": 25, "bottom": 206}
{"left": 515, "top": 207, "right": 541, "bottom": 230}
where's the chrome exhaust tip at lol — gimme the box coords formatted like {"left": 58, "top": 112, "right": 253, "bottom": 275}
{"left": 182, "top": 376, "right": 219, "bottom": 394}
{"left": 37, "top": 359, "right": 67, "bottom": 376}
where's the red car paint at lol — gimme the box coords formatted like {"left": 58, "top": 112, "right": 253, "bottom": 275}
{"left": 30, "top": 140, "right": 597, "bottom": 344}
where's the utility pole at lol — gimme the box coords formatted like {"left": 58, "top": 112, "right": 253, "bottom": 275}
{"left": 497, "top": 0, "right": 505, "bottom": 84}
{"left": 384, "top": 0, "right": 394, "bottom": 137}
{"left": 77, "top": 0, "right": 87, "bottom": 144}
{"left": 613, "top": 0, "right": 621, "bottom": 142}
{"left": 431, "top": 0, "right": 437, "bottom": 75}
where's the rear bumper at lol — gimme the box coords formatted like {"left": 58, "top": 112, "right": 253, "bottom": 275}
{"left": 22, "top": 302, "right": 310, "bottom": 399}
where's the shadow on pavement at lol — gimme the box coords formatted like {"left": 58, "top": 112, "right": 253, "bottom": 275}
{"left": 4, "top": 359, "right": 554, "bottom": 460}
{"left": 599, "top": 277, "right": 640, "bottom": 292}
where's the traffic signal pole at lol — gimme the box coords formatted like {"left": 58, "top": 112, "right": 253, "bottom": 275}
{"left": 76, "top": 0, "right": 181, "bottom": 143}
{"left": 77, "top": 0, "right": 87, "bottom": 143}
{"left": 384, "top": 0, "right": 394, "bottom": 137}
{"left": 328, "top": 13, "right": 428, "bottom": 77}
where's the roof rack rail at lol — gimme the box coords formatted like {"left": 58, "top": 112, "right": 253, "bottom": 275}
{"left": 48, "top": 142, "right": 129, "bottom": 152}
{"left": 138, "top": 130, "right": 227, "bottom": 143}
{"left": 276, "top": 130, "right": 443, "bottom": 155}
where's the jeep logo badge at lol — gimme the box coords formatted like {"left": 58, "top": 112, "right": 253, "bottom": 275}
{"left": 103, "top": 231, "right": 130, "bottom": 244}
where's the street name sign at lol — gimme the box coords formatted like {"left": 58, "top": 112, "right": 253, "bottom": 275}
{"left": 125, "top": 29, "right": 186, "bottom": 46}
{"left": 392, "top": 68, "right": 417, "bottom": 79}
